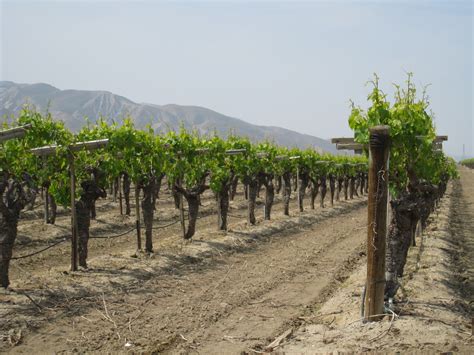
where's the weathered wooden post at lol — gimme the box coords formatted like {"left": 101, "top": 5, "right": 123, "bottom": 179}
{"left": 68, "top": 152, "right": 79, "bottom": 271}
{"left": 364, "top": 125, "right": 390, "bottom": 321}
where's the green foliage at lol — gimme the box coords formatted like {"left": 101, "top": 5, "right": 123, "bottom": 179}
{"left": 2, "top": 108, "right": 368, "bottom": 207}
{"left": 164, "top": 128, "right": 210, "bottom": 189}
{"left": 460, "top": 158, "right": 474, "bottom": 169}
{"left": 348, "top": 73, "right": 456, "bottom": 196}
{"left": 1, "top": 108, "right": 73, "bottom": 205}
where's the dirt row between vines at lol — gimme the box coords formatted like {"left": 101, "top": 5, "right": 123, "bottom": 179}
{"left": 1, "top": 184, "right": 368, "bottom": 353}
{"left": 9, "top": 184, "right": 344, "bottom": 284}
{"left": 279, "top": 166, "right": 473, "bottom": 353}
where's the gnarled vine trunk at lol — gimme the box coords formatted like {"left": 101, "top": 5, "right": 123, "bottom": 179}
{"left": 336, "top": 177, "right": 343, "bottom": 201}
{"left": 298, "top": 172, "right": 309, "bottom": 212}
{"left": 359, "top": 172, "right": 365, "bottom": 196}
{"left": 310, "top": 178, "right": 320, "bottom": 209}
{"left": 1, "top": 177, "right": 31, "bottom": 288}
{"left": 354, "top": 175, "right": 360, "bottom": 197}
{"left": 89, "top": 167, "right": 104, "bottom": 220}
{"left": 22, "top": 173, "right": 37, "bottom": 211}
{"left": 77, "top": 180, "right": 107, "bottom": 268}
{"left": 48, "top": 193, "right": 57, "bottom": 224}
{"left": 418, "top": 182, "right": 437, "bottom": 229}
{"left": 216, "top": 180, "right": 230, "bottom": 230}
{"left": 282, "top": 172, "right": 291, "bottom": 216}
{"left": 229, "top": 175, "right": 238, "bottom": 201}
{"left": 275, "top": 175, "right": 282, "bottom": 195}
{"left": 174, "top": 182, "right": 209, "bottom": 239}
{"left": 384, "top": 196, "right": 419, "bottom": 298}
{"left": 320, "top": 176, "right": 327, "bottom": 208}
{"left": 152, "top": 174, "right": 164, "bottom": 211}
{"left": 262, "top": 174, "right": 275, "bottom": 220}
{"left": 245, "top": 178, "right": 259, "bottom": 225}
{"left": 172, "top": 187, "right": 180, "bottom": 209}
{"left": 185, "top": 194, "right": 200, "bottom": 239}
{"left": 349, "top": 176, "right": 357, "bottom": 199}
{"left": 257, "top": 181, "right": 264, "bottom": 198}
{"left": 329, "top": 174, "right": 336, "bottom": 206}
{"left": 343, "top": 176, "right": 349, "bottom": 200}
{"left": 0, "top": 215, "right": 18, "bottom": 288}
{"left": 292, "top": 174, "right": 298, "bottom": 192}
{"left": 141, "top": 177, "right": 156, "bottom": 253}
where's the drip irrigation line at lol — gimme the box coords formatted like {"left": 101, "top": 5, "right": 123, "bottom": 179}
{"left": 89, "top": 227, "right": 136, "bottom": 239}
{"left": 8, "top": 214, "right": 195, "bottom": 260}
{"left": 11, "top": 236, "right": 69, "bottom": 260}
{"left": 227, "top": 212, "right": 247, "bottom": 218}
{"left": 152, "top": 219, "right": 181, "bottom": 229}
{"left": 93, "top": 215, "right": 192, "bottom": 236}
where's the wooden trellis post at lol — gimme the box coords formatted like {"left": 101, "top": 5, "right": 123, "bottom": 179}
{"left": 31, "top": 139, "right": 109, "bottom": 271}
{"left": 364, "top": 126, "right": 390, "bottom": 321}
{"left": 68, "top": 152, "right": 78, "bottom": 270}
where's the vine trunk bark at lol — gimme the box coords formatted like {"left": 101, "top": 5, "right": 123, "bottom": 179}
{"left": 384, "top": 196, "right": 419, "bottom": 298}
{"left": 336, "top": 177, "right": 343, "bottom": 201}
{"left": 298, "top": 173, "right": 309, "bottom": 212}
{"left": 320, "top": 176, "right": 327, "bottom": 208}
{"left": 141, "top": 177, "right": 156, "bottom": 253}
{"left": 310, "top": 178, "right": 320, "bottom": 209}
{"left": 282, "top": 172, "right": 292, "bottom": 216}
{"left": 0, "top": 178, "right": 29, "bottom": 288}
{"left": 76, "top": 180, "right": 106, "bottom": 268}
{"left": 263, "top": 174, "right": 275, "bottom": 220}
{"left": 246, "top": 178, "right": 259, "bottom": 225}
{"left": 343, "top": 176, "right": 349, "bottom": 200}
{"left": 174, "top": 183, "right": 209, "bottom": 239}
{"left": 216, "top": 181, "right": 230, "bottom": 230}
{"left": 329, "top": 175, "right": 336, "bottom": 206}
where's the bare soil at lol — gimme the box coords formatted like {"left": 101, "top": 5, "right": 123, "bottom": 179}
{"left": 1, "top": 184, "right": 368, "bottom": 353}
{"left": 279, "top": 166, "right": 473, "bottom": 353}
{"left": 1, "top": 167, "right": 472, "bottom": 354}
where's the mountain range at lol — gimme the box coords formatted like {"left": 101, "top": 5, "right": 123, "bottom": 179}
{"left": 0, "top": 81, "right": 338, "bottom": 153}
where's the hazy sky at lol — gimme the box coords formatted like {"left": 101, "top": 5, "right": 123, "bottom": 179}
{"left": 1, "top": 0, "right": 472, "bottom": 157}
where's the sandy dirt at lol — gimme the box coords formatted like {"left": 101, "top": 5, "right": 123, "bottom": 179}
{"left": 1, "top": 166, "right": 472, "bottom": 354}
{"left": 1, "top": 183, "right": 368, "bottom": 353}
{"left": 279, "top": 166, "right": 473, "bottom": 353}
